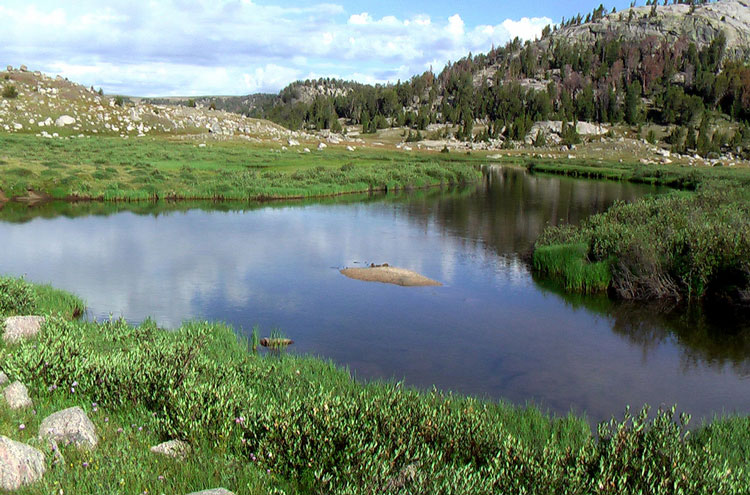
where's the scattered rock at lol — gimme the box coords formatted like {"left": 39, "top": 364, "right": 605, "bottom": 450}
{"left": 0, "top": 371, "right": 8, "bottom": 386}
{"left": 186, "top": 489, "right": 235, "bottom": 495}
{"left": 39, "top": 407, "right": 98, "bottom": 450}
{"left": 346, "top": 145, "right": 355, "bottom": 151}
{"left": 317, "top": 142, "right": 327, "bottom": 150}
{"left": 287, "top": 139, "right": 300, "bottom": 146}
{"left": 150, "top": 439, "right": 191, "bottom": 459}
{"left": 3, "top": 316, "right": 45, "bottom": 343}
{"left": 19, "top": 65, "right": 28, "bottom": 72}
{"left": 0, "top": 436, "right": 46, "bottom": 491}
{"left": 54, "top": 115, "right": 76, "bottom": 127}
{"left": 5, "top": 65, "right": 12, "bottom": 72}
{"left": 3, "top": 381, "right": 33, "bottom": 409}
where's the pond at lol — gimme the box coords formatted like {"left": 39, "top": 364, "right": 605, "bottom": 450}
{"left": 1, "top": 166, "right": 747, "bottom": 424}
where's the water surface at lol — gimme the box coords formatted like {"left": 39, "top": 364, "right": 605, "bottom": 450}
{"left": 1, "top": 167, "right": 747, "bottom": 424}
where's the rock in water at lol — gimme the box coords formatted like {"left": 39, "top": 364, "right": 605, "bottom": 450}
{"left": 4, "top": 381, "right": 33, "bottom": 409}
{"left": 39, "top": 407, "right": 98, "bottom": 449}
{"left": 150, "top": 439, "right": 191, "bottom": 459}
{"left": 340, "top": 266, "right": 442, "bottom": 287}
{"left": 186, "top": 489, "right": 235, "bottom": 495}
{"left": 0, "top": 436, "right": 46, "bottom": 490}
{"left": 3, "top": 316, "right": 45, "bottom": 343}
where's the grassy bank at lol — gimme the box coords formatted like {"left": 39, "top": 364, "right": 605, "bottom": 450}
{"left": 534, "top": 183, "right": 750, "bottom": 301}
{"left": 528, "top": 154, "right": 750, "bottom": 302}
{"left": 526, "top": 157, "right": 750, "bottom": 188}
{"left": 0, "top": 278, "right": 748, "bottom": 494}
{"left": 0, "top": 135, "right": 481, "bottom": 201}
{"left": 0, "top": 276, "right": 84, "bottom": 319}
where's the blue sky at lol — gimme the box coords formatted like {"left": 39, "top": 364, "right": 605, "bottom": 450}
{"left": 0, "top": 0, "right": 637, "bottom": 96}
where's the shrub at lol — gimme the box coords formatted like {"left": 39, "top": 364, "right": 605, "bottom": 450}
{"left": 0, "top": 276, "right": 37, "bottom": 315}
{"left": 2, "top": 84, "right": 18, "bottom": 98}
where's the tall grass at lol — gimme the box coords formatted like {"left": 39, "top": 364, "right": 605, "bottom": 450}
{"left": 532, "top": 243, "right": 611, "bottom": 293}
{"left": 0, "top": 276, "right": 85, "bottom": 319}
{"left": 534, "top": 183, "right": 750, "bottom": 302}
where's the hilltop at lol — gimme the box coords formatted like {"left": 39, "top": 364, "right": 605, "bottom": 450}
{"left": 0, "top": 66, "right": 297, "bottom": 143}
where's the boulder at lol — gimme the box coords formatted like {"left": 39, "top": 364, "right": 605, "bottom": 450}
{"left": 4, "top": 382, "right": 33, "bottom": 409}
{"left": 39, "top": 407, "right": 98, "bottom": 449}
{"left": 54, "top": 115, "right": 76, "bottom": 127}
{"left": 186, "top": 489, "right": 235, "bottom": 495}
{"left": 0, "top": 436, "right": 46, "bottom": 490}
{"left": 5, "top": 65, "right": 12, "bottom": 72}
{"left": 0, "top": 371, "right": 8, "bottom": 386}
{"left": 317, "top": 142, "right": 327, "bottom": 150}
{"left": 3, "top": 316, "right": 45, "bottom": 343}
{"left": 19, "top": 65, "right": 28, "bottom": 72}
{"left": 150, "top": 439, "right": 191, "bottom": 459}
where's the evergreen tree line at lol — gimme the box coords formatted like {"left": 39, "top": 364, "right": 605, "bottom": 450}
{"left": 251, "top": 3, "right": 750, "bottom": 155}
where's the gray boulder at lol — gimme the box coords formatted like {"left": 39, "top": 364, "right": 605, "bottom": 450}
{"left": 3, "top": 316, "right": 45, "bottom": 343}
{"left": 4, "top": 381, "right": 33, "bottom": 409}
{"left": 0, "top": 436, "right": 46, "bottom": 490}
{"left": 186, "top": 489, "right": 235, "bottom": 495}
{"left": 39, "top": 407, "right": 98, "bottom": 449}
{"left": 150, "top": 439, "right": 191, "bottom": 459}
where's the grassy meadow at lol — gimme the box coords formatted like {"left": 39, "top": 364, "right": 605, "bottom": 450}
{"left": 0, "top": 134, "right": 482, "bottom": 201}
{"left": 0, "top": 278, "right": 748, "bottom": 494}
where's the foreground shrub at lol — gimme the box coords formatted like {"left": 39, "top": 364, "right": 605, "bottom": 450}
{"left": 0, "top": 276, "right": 37, "bottom": 315}
{"left": 1, "top": 315, "right": 746, "bottom": 494}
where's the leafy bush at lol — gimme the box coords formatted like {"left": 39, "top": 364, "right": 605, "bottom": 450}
{"left": 1, "top": 312, "right": 746, "bottom": 494}
{"left": 0, "top": 276, "right": 37, "bottom": 315}
{"left": 535, "top": 184, "right": 750, "bottom": 301}
{"left": 2, "top": 84, "right": 18, "bottom": 98}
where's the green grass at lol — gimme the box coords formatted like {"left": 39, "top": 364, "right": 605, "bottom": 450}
{"left": 526, "top": 157, "right": 750, "bottom": 189}
{"left": 532, "top": 243, "right": 611, "bottom": 293}
{"left": 0, "top": 135, "right": 483, "bottom": 201}
{"left": 1, "top": 279, "right": 748, "bottom": 494}
{"left": 534, "top": 183, "right": 750, "bottom": 301}
{"left": 0, "top": 276, "right": 85, "bottom": 319}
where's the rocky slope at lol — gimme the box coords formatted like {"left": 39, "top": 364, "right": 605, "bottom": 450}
{"left": 548, "top": 0, "right": 750, "bottom": 58}
{"left": 0, "top": 66, "right": 301, "bottom": 142}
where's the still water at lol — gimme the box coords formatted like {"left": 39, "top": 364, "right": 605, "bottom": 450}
{"left": 1, "top": 167, "right": 747, "bottom": 423}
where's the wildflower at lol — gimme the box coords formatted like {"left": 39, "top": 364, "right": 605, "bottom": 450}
{"left": 157, "top": 475, "right": 165, "bottom": 482}
{"left": 72, "top": 381, "right": 78, "bottom": 387}
{"left": 138, "top": 426, "right": 143, "bottom": 431}
{"left": 104, "top": 417, "right": 109, "bottom": 423}
{"left": 19, "top": 424, "right": 25, "bottom": 431}
{"left": 117, "top": 427, "right": 123, "bottom": 434}
{"left": 82, "top": 462, "right": 89, "bottom": 468}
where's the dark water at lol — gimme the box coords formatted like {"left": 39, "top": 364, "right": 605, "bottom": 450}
{"left": 1, "top": 167, "right": 748, "bottom": 424}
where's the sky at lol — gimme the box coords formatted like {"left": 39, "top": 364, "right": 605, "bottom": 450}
{"left": 0, "top": 0, "right": 636, "bottom": 97}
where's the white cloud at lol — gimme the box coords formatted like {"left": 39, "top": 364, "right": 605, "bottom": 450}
{"left": 501, "top": 17, "right": 551, "bottom": 41}
{"left": 0, "top": 1, "right": 553, "bottom": 95}
{"left": 447, "top": 14, "right": 465, "bottom": 38}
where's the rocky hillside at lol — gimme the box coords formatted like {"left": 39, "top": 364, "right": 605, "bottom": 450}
{"left": 549, "top": 0, "right": 750, "bottom": 58}
{"left": 0, "top": 66, "right": 299, "bottom": 142}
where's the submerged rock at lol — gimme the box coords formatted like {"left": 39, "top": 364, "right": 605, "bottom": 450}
{"left": 0, "top": 436, "right": 46, "bottom": 490}
{"left": 3, "top": 316, "right": 45, "bottom": 343}
{"left": 4, "top": 381, "right": 33, "bottom": 409}
{"left": 39, "top": 407, "right": 98, "bottom": 449}
{"left": 340, "top": 266, "right": 442, "bottom": 287}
